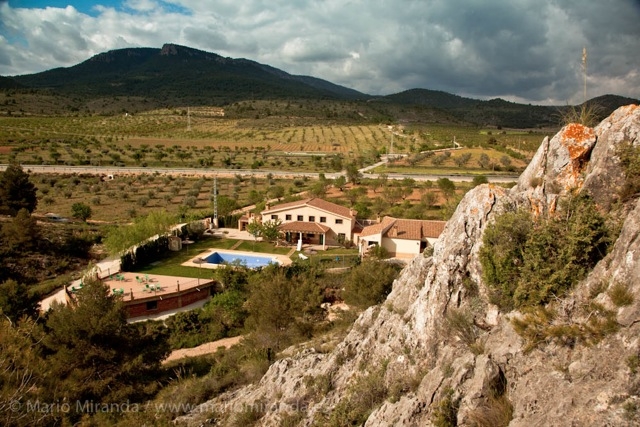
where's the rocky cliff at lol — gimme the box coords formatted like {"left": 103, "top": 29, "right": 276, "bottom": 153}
{"left": 177, "top": 105, "right": 640, "bottom": 426}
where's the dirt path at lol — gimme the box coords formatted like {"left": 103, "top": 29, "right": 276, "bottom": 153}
{"left": 164, "top": 335, "right": 243, "bottom": 363}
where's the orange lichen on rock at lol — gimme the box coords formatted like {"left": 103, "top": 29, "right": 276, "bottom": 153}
{"left": 562, "top": 123, "right": 595, "bottom": 143}
{"left": 557, "top": 123, "right": 597, "bottom": 184}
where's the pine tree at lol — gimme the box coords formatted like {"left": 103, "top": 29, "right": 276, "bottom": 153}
{"left": 0, "top": 164, "right": 37, "bottom": 216}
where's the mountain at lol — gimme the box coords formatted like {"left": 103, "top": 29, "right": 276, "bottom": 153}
{"left": 0, "top": 76, "right": 23, "bottom": 89}
{"left": 380, "top": 89, "right": 639, "bottom": 128}
{"left": 10, "top": 43, "right": 369, "bottom": 105}
{"left": 5, "top": 44, "right": 638, "bottom": 127}
{"left": 175, "top": 105, "right": 640, "bottom": 427}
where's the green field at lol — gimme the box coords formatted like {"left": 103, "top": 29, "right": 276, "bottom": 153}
{"left": 0, "top": 112, "right": 547, "bottom": 173}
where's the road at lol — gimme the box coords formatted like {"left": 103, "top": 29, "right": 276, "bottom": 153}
{"left": 164, "top": 336, "right": 243, "bottom": 363}
{"left": 0, "top": 164, "right": 520, "bottom": 183}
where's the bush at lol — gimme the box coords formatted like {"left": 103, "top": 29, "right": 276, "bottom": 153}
{"left": 445, "top": 308, "right": 480, "bottom": 351}
{"left": 431, "top": 387, "right": 459, "bottom": 427}
{"left": 480, "top": 194, "right": 611, "bottom": 310}
{"left": 342, "top": 260, "right": 401, "bottom": 309}
{"left": 617, "top": 141, "right": 640, "bottom": 201}
{"left": 608, "top": 282, "right": 634, "bottom": 307}
{"left": 327, "top": 367, "right": 387, "bottom": 427}
{"left": 120, "top": 235, "right": 169, "bottom": 271}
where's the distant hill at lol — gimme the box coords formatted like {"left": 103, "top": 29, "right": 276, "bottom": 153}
{"left": 11, "top": 44, "right": 369, "bottom": 105}
{"left": 0, "top": 76, "right": 23, "bottom": 89}
{"left": 5, "top": 43, "right": 639, "bottom": 127}
{"left": 380, "top": 89, "right": 639, "bottom": 128}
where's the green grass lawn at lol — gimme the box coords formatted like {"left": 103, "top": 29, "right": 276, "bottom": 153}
{"left": 131, "top": 236, "right": 296, "bottom": 276}
{"left": 294, "top": 248, "right": 360, "bottom": 268}
{"left": 132, "top": 236, "right": 239, "bottom": 277}
{"left": 235, "top": 240, "right": 292, "bottom": 255}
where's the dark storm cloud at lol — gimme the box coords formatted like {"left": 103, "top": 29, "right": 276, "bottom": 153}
{"left": 0, "top": 0, "right": 638, "bottom": 104}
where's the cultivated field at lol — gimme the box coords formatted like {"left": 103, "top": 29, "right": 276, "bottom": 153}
{"left": 0, "top": 110, "right": 548, "bottom": 173}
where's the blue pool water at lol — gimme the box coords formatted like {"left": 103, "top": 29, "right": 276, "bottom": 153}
{"left": 203, "top": 252, "right": 278, "bottom": 268}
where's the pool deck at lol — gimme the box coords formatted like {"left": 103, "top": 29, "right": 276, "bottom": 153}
{"left": 99, "top": 272, "right": 215, "bottom": 301}
{"left": 181, "top": 248, "right": 292, "bottom": 269}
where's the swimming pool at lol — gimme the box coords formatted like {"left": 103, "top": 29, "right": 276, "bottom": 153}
{"left": 203, "top": 251, "right": 279, "bottom": 268}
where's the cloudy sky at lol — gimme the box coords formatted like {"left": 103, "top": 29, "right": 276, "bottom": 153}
{"left": 1, "top": 0, "right": 639, "bottom": 105}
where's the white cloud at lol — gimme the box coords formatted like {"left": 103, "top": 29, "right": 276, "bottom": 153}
{"left": 0, "top": 0, "right": 638, "bottom": 104}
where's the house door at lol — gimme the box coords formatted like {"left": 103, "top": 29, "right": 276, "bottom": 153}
{"left": 319, "top": 234, "right": 324, "bottom": 245}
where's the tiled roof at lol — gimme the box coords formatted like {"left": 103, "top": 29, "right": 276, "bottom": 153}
{"left": 360, "top": 217, "right": 446, "bottom": 240}
{"left": 359, "top": 216, "right": 396, "bottom": 237}
{"left": 262, "top": 198, "right": 355, "bottom": 219}
{"left": 278, "top": 221, "right": 331, "bottom": 234}
{"left": 306, "top": 198, "right": 354, "bottom": 218}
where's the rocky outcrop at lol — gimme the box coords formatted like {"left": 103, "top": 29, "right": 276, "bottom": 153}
{"left": 177, "top": 105, "right": 640, "bottom": 426}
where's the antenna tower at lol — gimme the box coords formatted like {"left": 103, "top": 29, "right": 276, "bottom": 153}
{"left": 213, "top": 175, "right": 218, "bottom": 221}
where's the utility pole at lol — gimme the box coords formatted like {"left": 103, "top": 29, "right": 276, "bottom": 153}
{"left": 213, "top": 175, "right": 218, "bottom": 227}
{"left": 187, "top": 107, "right": 191, "bottom": 131}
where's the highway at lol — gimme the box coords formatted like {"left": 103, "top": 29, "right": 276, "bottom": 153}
{"left": 0, "top": 164, "right": 520, "bottom": 184}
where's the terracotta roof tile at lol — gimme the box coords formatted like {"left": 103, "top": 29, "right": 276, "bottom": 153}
{"left": 263, "top": 198, "right": 355, "bottom": 219}
{"left": 278, "top": 221, "right": 331, "bottom": 234}
{"left": 360, "top": 217, "right": 446, "bottom": 240}
{"left": 359, "top": 216, "right": 395, "bottom": 237}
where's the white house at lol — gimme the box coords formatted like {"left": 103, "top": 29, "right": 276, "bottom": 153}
{"left": 359, "top": 216, "right": 446, "bottom": 259}
{"left": 260, "top": 198, "right": 358, "bottom": 249}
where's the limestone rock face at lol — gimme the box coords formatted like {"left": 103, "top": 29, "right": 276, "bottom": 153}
{"left": 176, "top": 105, "right": 640, "bottom": 427}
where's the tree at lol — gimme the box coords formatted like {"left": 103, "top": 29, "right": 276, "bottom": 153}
{"left": 478, "top": 153, "right": 491, "bottom": 169}
{"left": 437, "top": 178, "right": 456, "bottom": 198}
{"left": 342, "top": 260, "right": 401, "bottom": 308}
{"left": 0, "top": 317, "right": 49, "bottom": 426}
{"left": 371, "top": 196, "right": 389, "bottom": 217}
{"left": 103, "top": 210, "right": 177, "bottom": 255}
{"left": 0, "top": 163, "right": 37, "bottom": 216}
{"left": 248, "top": 189, "right": 263, "bottom": 205}
{"left": 334, "top": 175, "right": 347, "bottom": 191}
{"left": 0, "top": 279, "right": 39, "bottom": 324}
{"left": 246, "top": 221, "right": 262, "bottom": 246}
{"left": 1, "top": 208, "right": 39, "bottom": 253}
{"left": 42, "top": 280, "right": 170, "bottom": 423}
{"left": 421, "top": 191, "right": 438, "bottom": 209}
{"left": 260, "top": 219, "right": 282, "bottom": 244}
{"left": 216, "top": 194, "right": 239, "bottom": 217}
{"left": 245, "top": 265, "right": 323, "bottom": 350}
{"left": 268, "top": 185, "right": 285, "bottom": 201}
{"left": 345, "top": 163, "right": 362, "bottom": 184}
{"left": 71, "top": 202, "right": 92, "bottom": 221}
{"left": 309, "top": 181, "right": 328, "bottom": 197}
{"left": 472, "top": 175, "right": 489, "bottom": 187}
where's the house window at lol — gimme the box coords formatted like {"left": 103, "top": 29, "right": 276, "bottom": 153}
{"left": 271, "top": 215, "right": 278, "bottom": 220}
{"left": 309, "top": 216, "right": 315, "bottom": 222}
{"left": 297, "top": 215, "right": 303, "bottom": 221}
{"left": 320, "top": 216, "right": 326, "bottom": 223}
{"left": 335, "top": 219, "right": 343, "bottom": 224}
{"left": 285, "top": 214, "right": 292, "bottom": 221}
{"left": 146, "top": 301, "right": 158, "bottom": 311}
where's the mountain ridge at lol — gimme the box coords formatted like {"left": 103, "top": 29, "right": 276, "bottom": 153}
{"left": 3, "top": 43, "right": 639, "bottom": 127}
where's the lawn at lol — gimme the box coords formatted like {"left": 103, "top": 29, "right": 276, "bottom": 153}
{"left": 131, "top": 235, "right": 298, "bottom": 277}
{"left": 294, "top": 248, "right": 360, "bottom": 268}
{"left": 235, "top": 240, "right": 292, "bottom": 255}
{"left": 133, "top": 236, "right": 239, "bottom": 277}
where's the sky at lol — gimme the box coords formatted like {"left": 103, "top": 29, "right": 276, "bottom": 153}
{"left": 1, "top": 0, "right": 639, "bottom": 105}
